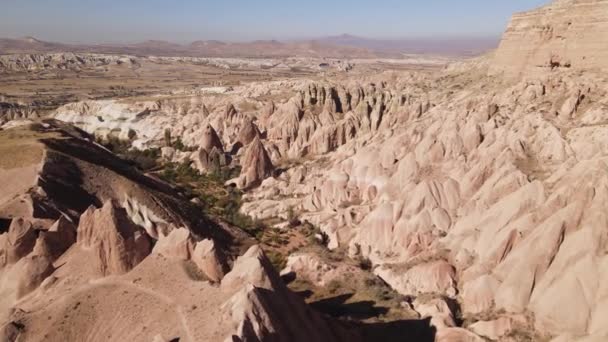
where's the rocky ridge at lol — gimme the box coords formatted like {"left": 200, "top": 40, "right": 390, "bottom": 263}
{"left": 0, "top": 121, "right": 355, "bottom": 342}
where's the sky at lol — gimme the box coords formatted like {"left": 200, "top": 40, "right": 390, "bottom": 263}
{"left": 0, "top": 0, "right": 551, "bottom": 43}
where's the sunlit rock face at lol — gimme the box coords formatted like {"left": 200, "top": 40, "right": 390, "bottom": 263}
{"left": 491, "top": 0, "right": 608, "bottom": 78}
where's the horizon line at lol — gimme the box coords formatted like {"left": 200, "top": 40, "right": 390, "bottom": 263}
{"left": 1, "top": 33, "right": 503, "bottom": 46}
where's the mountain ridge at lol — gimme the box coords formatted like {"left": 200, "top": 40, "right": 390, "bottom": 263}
{"left": 0, "top": 35, "right": 496, "bottom": 58}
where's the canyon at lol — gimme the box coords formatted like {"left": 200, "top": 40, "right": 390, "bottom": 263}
{"left": 1, "top": 0, "right": 608, "bottom": 341}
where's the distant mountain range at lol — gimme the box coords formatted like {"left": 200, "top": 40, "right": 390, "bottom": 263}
{"left": 0, "top": 35, "right": 498, "bottom": 58}
{"left": 316, "top": 34, "right": 499, "bottom": 56}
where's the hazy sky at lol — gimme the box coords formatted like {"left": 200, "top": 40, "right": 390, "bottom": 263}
{"left": 0, "top": 0, "right": 550, "bottom": 43}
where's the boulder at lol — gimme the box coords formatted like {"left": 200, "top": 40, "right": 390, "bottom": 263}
{"left": 413, "top": 297, "right": 457, "bottom": 330}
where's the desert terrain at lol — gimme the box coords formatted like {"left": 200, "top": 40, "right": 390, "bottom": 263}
{"left": 2, "top": 0, "right": 608, "bottom": 341}
{"left": 0, "top": 45, "right": 450, "bottom": 125}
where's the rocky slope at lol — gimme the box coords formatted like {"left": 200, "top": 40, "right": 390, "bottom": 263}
{"left": 492, "top": 0, "right": 608, "bottom": 77}
{"left": 0, "top": 121, "right": 358, "bottom": 342}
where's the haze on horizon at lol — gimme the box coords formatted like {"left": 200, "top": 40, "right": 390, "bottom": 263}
{"left": 0, "top": 0, "right": 550, "bottom": 44}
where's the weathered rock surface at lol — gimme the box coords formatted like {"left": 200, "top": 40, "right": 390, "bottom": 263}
{"left": 200, "top": 123, "right": 224, "bottom": 152}
{"left": 435, "top": 328, "right": 485, "bottom": 342}
{"left": 468, "top": 315, "right": 527, "bottom": 340}
{"left": 77, "top": 201, "right": 151, "bottom": 275}
{"left": 492, "top": 0, "right": 608, "bottom": 77}
{"left": 220, "top": 246, "right": 354, "bottom": 342}
{"left": 0, "top": 101, "right": 40, "bottom": 125}
{"left": 281, "top": 252, "right": 359, "bottom": 287}
{"left": 192, "top": 239, "right": 229, "bottom": 282}
{"left": 0, "top": 53, "right": 136, "bottom": 72}
{"left": 376, "top": 260, "right": 457, "bottom": 297}
{"left": 231, "top": 136, "right": 275, "bottom": 189}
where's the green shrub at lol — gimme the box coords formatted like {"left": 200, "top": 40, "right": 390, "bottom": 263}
{"left": 158, "top": 161, "right": 267, "bottom": 238}
{"left": 266, "top": 251, "right": 286, "bottom": 271}
{"left": 97, "top": 135, "right": 160, "bottom": 171}
{"left": 122, "top": 148, "right": 160, "bottom": 171}
{"left": 98, "top": 134, "right": 269, "bottom": 245}
{"left": 164, "top": 129, "right": 172, "bottom": 147}
{"left": 326, "top": 280, "right": 343, "bottom": 294}
{"left": 358, "top": 257, "right": 373, "bottom": 271}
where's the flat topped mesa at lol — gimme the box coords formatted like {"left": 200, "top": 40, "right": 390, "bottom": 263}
{"left": 491, "top": 0, "right": 608, "bottom": 78}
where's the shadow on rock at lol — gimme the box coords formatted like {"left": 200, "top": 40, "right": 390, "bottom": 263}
{"left": 308, "top": 293, "right": 436, "bottom": 342}
{"left": 357, "top": 317, "right": 436, "bottom": 342}
{"left": 310, "top": 293, "right": 390, "bottom": 320}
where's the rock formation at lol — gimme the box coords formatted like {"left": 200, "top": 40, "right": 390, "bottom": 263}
{"left": 1, "top": 1, "right": 607, "bottom": 340}
{"left": 231, "top": 136, "right": 275, "bottom": 189}
{"left": 200, "top": 124, "right": 224, "bottom": 152}
{"left": 193, "top": 124, "right": 231, "bottom": 174}
{"left": 77, "top": 201, "right": 151, "bottom": 275}
{"left": 235, "top": 117, "right": 262, "bottom": 150}
{"left": 492, "top": 0, "right": 608, "bottom": 77}
{"left": 0, "top": 52, "right": 136, "bottom": 72}
{"left": 0, "top": 121, "right": 352, "bottom": 342}
{"left": 0, "top": 102, "right": 39, "bottom": 125}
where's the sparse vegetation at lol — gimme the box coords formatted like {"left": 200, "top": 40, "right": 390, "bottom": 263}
{"left": 287, "top": 257, "right": 414, "bottom": 324}
{"left": 95, "top": 125, "right": 418, "bottom": 328}
{"left": 462, "top": 307, "right": 551, "bottom": 342}
{"left": 182, "top": 260, "right": 207, "bottom": 281}
{"left": 461, "top": 304, "right": 506, "bottom": 327}
{"left": 99, "top": 136, "right": 267, "bottom": 238}
{"left": 163, "top": 128, "right": 196, "bottom": 152}
{"left": 300, "top": 221, "right": 329, "bottom": 246}
{"left": 163, "top": 129, "right": 172, "bottom": 147}
{"left": 98, "top": 135, "right": 160, "bottom": 171}
{"left": 326, "top": 279, "right": 343, "bottom": 295}
{"left": 157, "top": 161, "right": 268, "bottom": 237}
{"left": 358, "top": 256, "right": 373, "bottom": 271}
{"left": 266, "top": 250, "right": 287, "bottom": 270}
